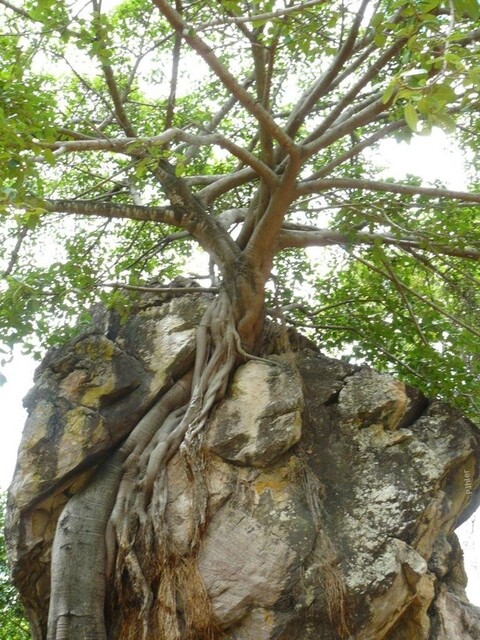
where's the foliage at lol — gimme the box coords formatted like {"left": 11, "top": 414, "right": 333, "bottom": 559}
{"left": 0, "top": 0, "right": 479, "bottom": 415}
{"left": 0, "top": 494, "right": 29, "bottom": 639}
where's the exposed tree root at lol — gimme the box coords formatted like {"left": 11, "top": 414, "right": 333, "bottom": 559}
{"left": 47, "top": 292, "right": 244, "bottom": 640}
{"left": 46, "top": 372, "right": 192, "bottom": 640}
{"left": 45, "top": 288, "right": 353, "bottom": 640}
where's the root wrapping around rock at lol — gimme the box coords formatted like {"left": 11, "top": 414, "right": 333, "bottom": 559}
{"left": 47, "top": 292, "right": 248, "bottom": 640}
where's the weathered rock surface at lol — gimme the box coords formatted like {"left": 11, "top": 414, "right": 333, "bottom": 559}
{"left": 9, "top": 293, "right": 210, "bottom": 510}
{"left": 205, "top": 356, "right": 304, "bottom": 466}
{"left": 6, "top": 292, "right": 480, "bottom": 640}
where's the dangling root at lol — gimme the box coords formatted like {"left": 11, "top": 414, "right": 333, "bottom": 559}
{"left": 178, "top": 557, "right": 225, "bottom": 640}
{"left": 301, "top": 465, "right": 351, "bottom": 640}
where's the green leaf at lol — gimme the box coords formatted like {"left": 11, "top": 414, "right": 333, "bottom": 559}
{"left": 382, "top": 80, "right": 398, "bottom": 104}
{"left": 43, "top": 148, "right": 56, "bottom": 165}
{"left": 24, "top": 212, "right": 41, "bottom": 229}
{"left": 252, "top": 18, "right": 268, "bottom": 28}
{"left": 404, "top": 103, "right": 419, "bottom": 131}
{"left": 419, "top": 0, "right": 441, "bottom": 11}
{"left": 453, "top": 0, "right": 480, "bottom": 18}
{"left": 374, "top": 32, "right": 387, "bottom": 47}
{"left": 371, "top": 12, "right": 384, "bottom": 27}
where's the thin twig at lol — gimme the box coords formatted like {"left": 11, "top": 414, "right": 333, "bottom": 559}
{"left": 284, "top": 0, "right": 370, "bottom": 143}
{"left": 349, "top": 250, "right": 480, "bottom": 338}
{"left": 3, "top": 225, "right": 29, "bottom": 277}
{"left": 381, "top": 254, "right": 430, "bottom": 347}
{"left": 92, "top": 0, "right": 136, "bottom": 137}
{"left": 195, "top": 0, "right": 328, "bottom": 31}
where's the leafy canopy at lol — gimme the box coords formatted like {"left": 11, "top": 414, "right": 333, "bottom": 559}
{"left": 0, "top": 0, "right": 479, "bottom": 415}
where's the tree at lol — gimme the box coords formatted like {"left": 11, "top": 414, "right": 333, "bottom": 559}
{"left": 0, "top": 494, "right": 29, "bottom": 640}
{"left": 1, "top": 0, "right": 479, "bottom": 638}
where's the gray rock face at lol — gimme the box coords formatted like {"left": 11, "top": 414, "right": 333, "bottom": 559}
{"left": 6, "top": 294, "right": 480, "bottom": 640}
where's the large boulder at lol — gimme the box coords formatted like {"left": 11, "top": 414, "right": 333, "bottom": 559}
{"left": 6, "top": 292, "right": 480, "bottom": 640}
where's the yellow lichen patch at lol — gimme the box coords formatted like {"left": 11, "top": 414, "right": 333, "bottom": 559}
{"left": 63, "top": 406, "right": 92, "bottom": 444}
{"left": 21, "top": 400, "right": 51, "bottom": 450}
{"left": 81, "top": 375, "right": 115, "bottom": 408}
{"left": 254, "top": 456, "right": 300, "bottom": 497}
{"left": 13, "top": 469, "right": 50, "bottom": 509}
{"left": 74, "top": 335, "right": 116, "bottom": 360}
{"left": 56, "top": 407, "right": 107, "bottom": 477}
{"left": 261, "top": 608, "right": 274, "bottom": 627}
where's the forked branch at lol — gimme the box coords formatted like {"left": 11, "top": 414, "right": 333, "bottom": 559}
{"left": 43, "top": 130, "right": 276, "bottom": 185}
{"left": 41, "top": 197, "right": 240, "bottom": 273}
{"left": 284, "top": 0, "right": 371, "bottom": 143}
{"left": 151, "top": 0, "right": 298, "bottom": 155}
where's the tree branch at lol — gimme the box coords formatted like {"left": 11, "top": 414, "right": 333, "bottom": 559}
{"left": 102, "top": 63, "right": 136, "bottom": 137}
{"left": 101, "top": 282, "right": 219, "bottom": 293}
{"left": 284, "top": 0, "right": 370, "bottom": 143}
{"left": 42, "top": 198, "right": 177, "bottom": 224}
{"left": 195, "top": 0, "right": 328, "bottom": 31}
{"left": 59, "top": 53, "right": 114, "bottom": 115}
{"left": 183, "top": 75, "right": 255, "bottom": 162}
{"left": 151, "top": 0, "right": 298, "bottom": 155}
{"left": 308, "top": 119, "right": 406, "bottom": 179}
{"left": 0, "top": 0, "right": 82, "bottom": 37}
{"left": 251, "top": 36, "right": 274, "bottom": 166}
{"left": 91, "top": 0, "right": 136, "bottom": 137}
{"left": 2, "top": 225, "right": 29, "bottom": 277}
{"left": 40, "top": 197, "right": 240, "bottom": 271}
{"left": 456, "top": 27, "right": 480, "bottom": 46}
{"left": 303, "top": 94, "right": 388, "bottom": 157}
{"left": 197, "top": 167, "right": 258, "bottom": 204}
{"left": 42, "top": 130, "right": 276, "bottom": 185}
{"left": 297, "top": 177, "right": 480, "bottom": 206}
{"left": 330, "top": 5, "right": 404, "bottom": 90}
{"left": 0, "top": 0, "right": 31, "bottom": 20}
{"left": 183, "top": 173, "right": 244, "bottom": 186}
{"left": 277, "top": 226, "right": 480, "bottom": 260}
{"left": 300, "top": 37, "right": 405, "bottom": 154}
{"left": 164, "top": 0, "right": 183, "bottom": 130}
